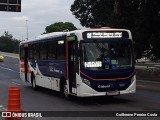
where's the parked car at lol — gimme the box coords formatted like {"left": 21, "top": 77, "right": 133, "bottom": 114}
{"left": 0, "top": 55, "right": 4, "bottom": 62}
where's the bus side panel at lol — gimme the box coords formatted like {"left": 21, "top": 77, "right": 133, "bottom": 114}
{"left": 31, "top": 60, "right": 66, "bottom": 90}
{"left": 36, "top": 60, "right": 66, "bottom": 78}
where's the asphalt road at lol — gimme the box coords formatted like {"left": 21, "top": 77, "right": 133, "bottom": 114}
{"left": 136, "top": 62, "right": 160, "bottom": 69}
{"left": 0, "top": 56, "right": 160, "bottom": 120}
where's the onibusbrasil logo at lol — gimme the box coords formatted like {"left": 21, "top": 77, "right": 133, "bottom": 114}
{"left": 2, "top": 112, "right": 42, "bottom": 118}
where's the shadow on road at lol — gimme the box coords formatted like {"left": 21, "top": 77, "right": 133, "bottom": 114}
{"left": 23, "top": 85, "right": 133, "bottom": 106}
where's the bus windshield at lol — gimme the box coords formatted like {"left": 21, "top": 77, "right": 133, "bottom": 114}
{"left": 80, "top": 39, "right": 133, "bottom": 70}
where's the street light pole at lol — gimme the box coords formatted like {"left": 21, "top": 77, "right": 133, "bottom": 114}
{"left": 26, "top": 20, "right": 28, "bottom": 40}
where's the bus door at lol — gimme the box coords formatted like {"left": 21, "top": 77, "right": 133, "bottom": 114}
{"left": 68, "top": 40, "right": 77, "bottom": 94}
{"left": 24, "top": 44, "right": 29, "bottom": 82}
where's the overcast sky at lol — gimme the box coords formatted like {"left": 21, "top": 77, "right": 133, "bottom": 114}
{"left": 0, "top": 0, "right": 83, "bottom": 40}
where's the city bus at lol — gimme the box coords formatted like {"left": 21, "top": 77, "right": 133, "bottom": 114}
{"left": 19, "top": 28, "right": 136, "bottom": 99}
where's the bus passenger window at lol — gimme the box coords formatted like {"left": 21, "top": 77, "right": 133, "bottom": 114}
{"left": 20, "top": 45, "right": 24, "bottom": 59}
{"left": 34, "top": 44, "right": 40, "bottom": 60}
{"left": 57, "top": 40, "right": 65, "bottom": 60}
{"left": 40, "top": 42, "right": 47, "bottom": 60}
{"left": 48, "top": 41, "right": 56, "bottom": 60}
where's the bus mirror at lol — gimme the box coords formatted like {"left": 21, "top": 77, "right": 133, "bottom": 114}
{"left": 68, "top": 36, "right": 76, "bottom": 41}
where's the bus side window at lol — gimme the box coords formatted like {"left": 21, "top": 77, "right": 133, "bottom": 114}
{"left": 31, "top": 44, "right": 35, "bottom": 60}
{"left": 20, "top": 45, "right": 24, "bottom": 60}
{"left": 57, "top": 40, "right": 65, "bottom": 60}
{"left": 48, "top": 41, "right": 56, "bottom": 60}
{"left": 40, "top": 42, "right": 47, "bottom": 60}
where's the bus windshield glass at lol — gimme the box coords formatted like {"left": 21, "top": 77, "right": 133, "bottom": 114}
{"left": 80, "top": 39, "right": 132, "bottom": 70}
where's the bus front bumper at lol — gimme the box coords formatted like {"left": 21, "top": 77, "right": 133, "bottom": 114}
{"left": 76, "top": 76, "right": 136, "bottom": 97}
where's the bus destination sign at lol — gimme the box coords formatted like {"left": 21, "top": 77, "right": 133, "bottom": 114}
{"left": 83, "top": 31, "right": 129, "bottom": 39}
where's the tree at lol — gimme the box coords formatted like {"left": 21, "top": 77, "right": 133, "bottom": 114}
{"left": 71, "top": 0, "right": 160, "bottom": 60}
{"left": 71, "top": 0, "right": 114, "bottom": 28}
{"left": 0, "top": 31, "right": 20, "bottom": 53}
{"left": 45, "top": 22, "right": 77, "bottom": 33}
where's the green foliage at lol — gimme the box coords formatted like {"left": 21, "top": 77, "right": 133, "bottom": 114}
{"left": 71, "top": 0, "right": 160, "bottom": 60}
{"left": 71, "top": 0, "right": 114, "bottom": 28}
{"left": 0, "top": 31, "right": 20, "bottom": 53}
{"left": 45, "top": 22, "right": 77, "bottom": 33}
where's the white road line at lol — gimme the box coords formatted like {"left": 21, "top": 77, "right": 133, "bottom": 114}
{"left": 0, "top": 105, "right": 7, "bottom": 111}
{"left": 0, "top": 66, "right": 19, "bottom": 73}
{"left": 137, "top": 79, "right": 160, "bottom": 84}
{"left": 12, "top": 82, "right": 21, "bottom": 86}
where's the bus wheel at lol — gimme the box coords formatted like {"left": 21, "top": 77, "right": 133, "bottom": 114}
{"left": 61, "top": 80, "right": 71, "bottom": 100}
{"left": 32, "top": 77, "right": 38, "bottom": 91}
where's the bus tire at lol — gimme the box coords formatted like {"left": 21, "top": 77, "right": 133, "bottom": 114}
{"left": 60, "top": 79, "right": 71, "bottom": 100}
{"left": 31, "top": 76, "right": 38, "bottom": 91}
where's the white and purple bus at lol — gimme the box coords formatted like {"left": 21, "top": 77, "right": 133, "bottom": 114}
{"left": 20, "top": 28, "right": 136, "bottom": 99}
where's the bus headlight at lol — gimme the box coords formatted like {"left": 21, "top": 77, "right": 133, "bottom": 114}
{"left": 82, "top": 78, "right": 91, "bottom": 86}
{"left": 131, "top": 75, "right": 136, "bottom": 83}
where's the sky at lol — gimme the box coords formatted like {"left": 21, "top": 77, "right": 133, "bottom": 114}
{"left": 0, "top": 0, "right": 83, "bottom": 40}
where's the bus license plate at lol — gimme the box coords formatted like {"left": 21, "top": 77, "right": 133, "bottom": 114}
{"left": 106, "top": 91, "right": 119, "bottom": 96}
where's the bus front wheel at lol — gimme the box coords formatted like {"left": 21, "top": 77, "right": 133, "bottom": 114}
{"left": 60, "top": 80, "right": 71, "bottom": 100}
{"left": 32, "top": 76, "right": 38, "bottom": 91}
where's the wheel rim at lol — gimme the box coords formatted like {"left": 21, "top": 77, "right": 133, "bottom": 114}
{"left": 32, "top": 78, "right": 36, "bottom": 88}
{"left": 64, "top": 84, "right": 68, "bottom": 98}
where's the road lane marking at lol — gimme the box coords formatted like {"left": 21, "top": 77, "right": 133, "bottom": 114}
{"left": 12, "top": 82, "right": 21, "bottom": 86}
{"left": 12, "top": 79, "right": 21, "bottom": 82}
{"left": 137, "top": 79, "right": 160, "bottom": 84}
{"left": 0, "top": 66, "right": 19, "bottom": 73}
{"left": 0, "top": 105, "right": 7, "bottom": 111}
{"left": 11, "top": 79, "right": 23, "bottom": 85}
{"left": 137, "top": 85, "right": 147, "bottom": 88}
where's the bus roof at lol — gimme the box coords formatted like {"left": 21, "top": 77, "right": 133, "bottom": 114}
{"left": 20, "top": 28, "right": 132, "bottom": 44}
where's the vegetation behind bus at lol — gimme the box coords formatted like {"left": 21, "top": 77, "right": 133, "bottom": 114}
{"left": 0, "top": 22, "right": 77, "bottom": 55}
{"left": 0, "top": 31, "right": 20, "bottom": 54}
{"left": 71, "top": 0, "right": 160, "bottom": 61}
{"left": 44, "top": 22, "right": 77, "bottom": 34}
